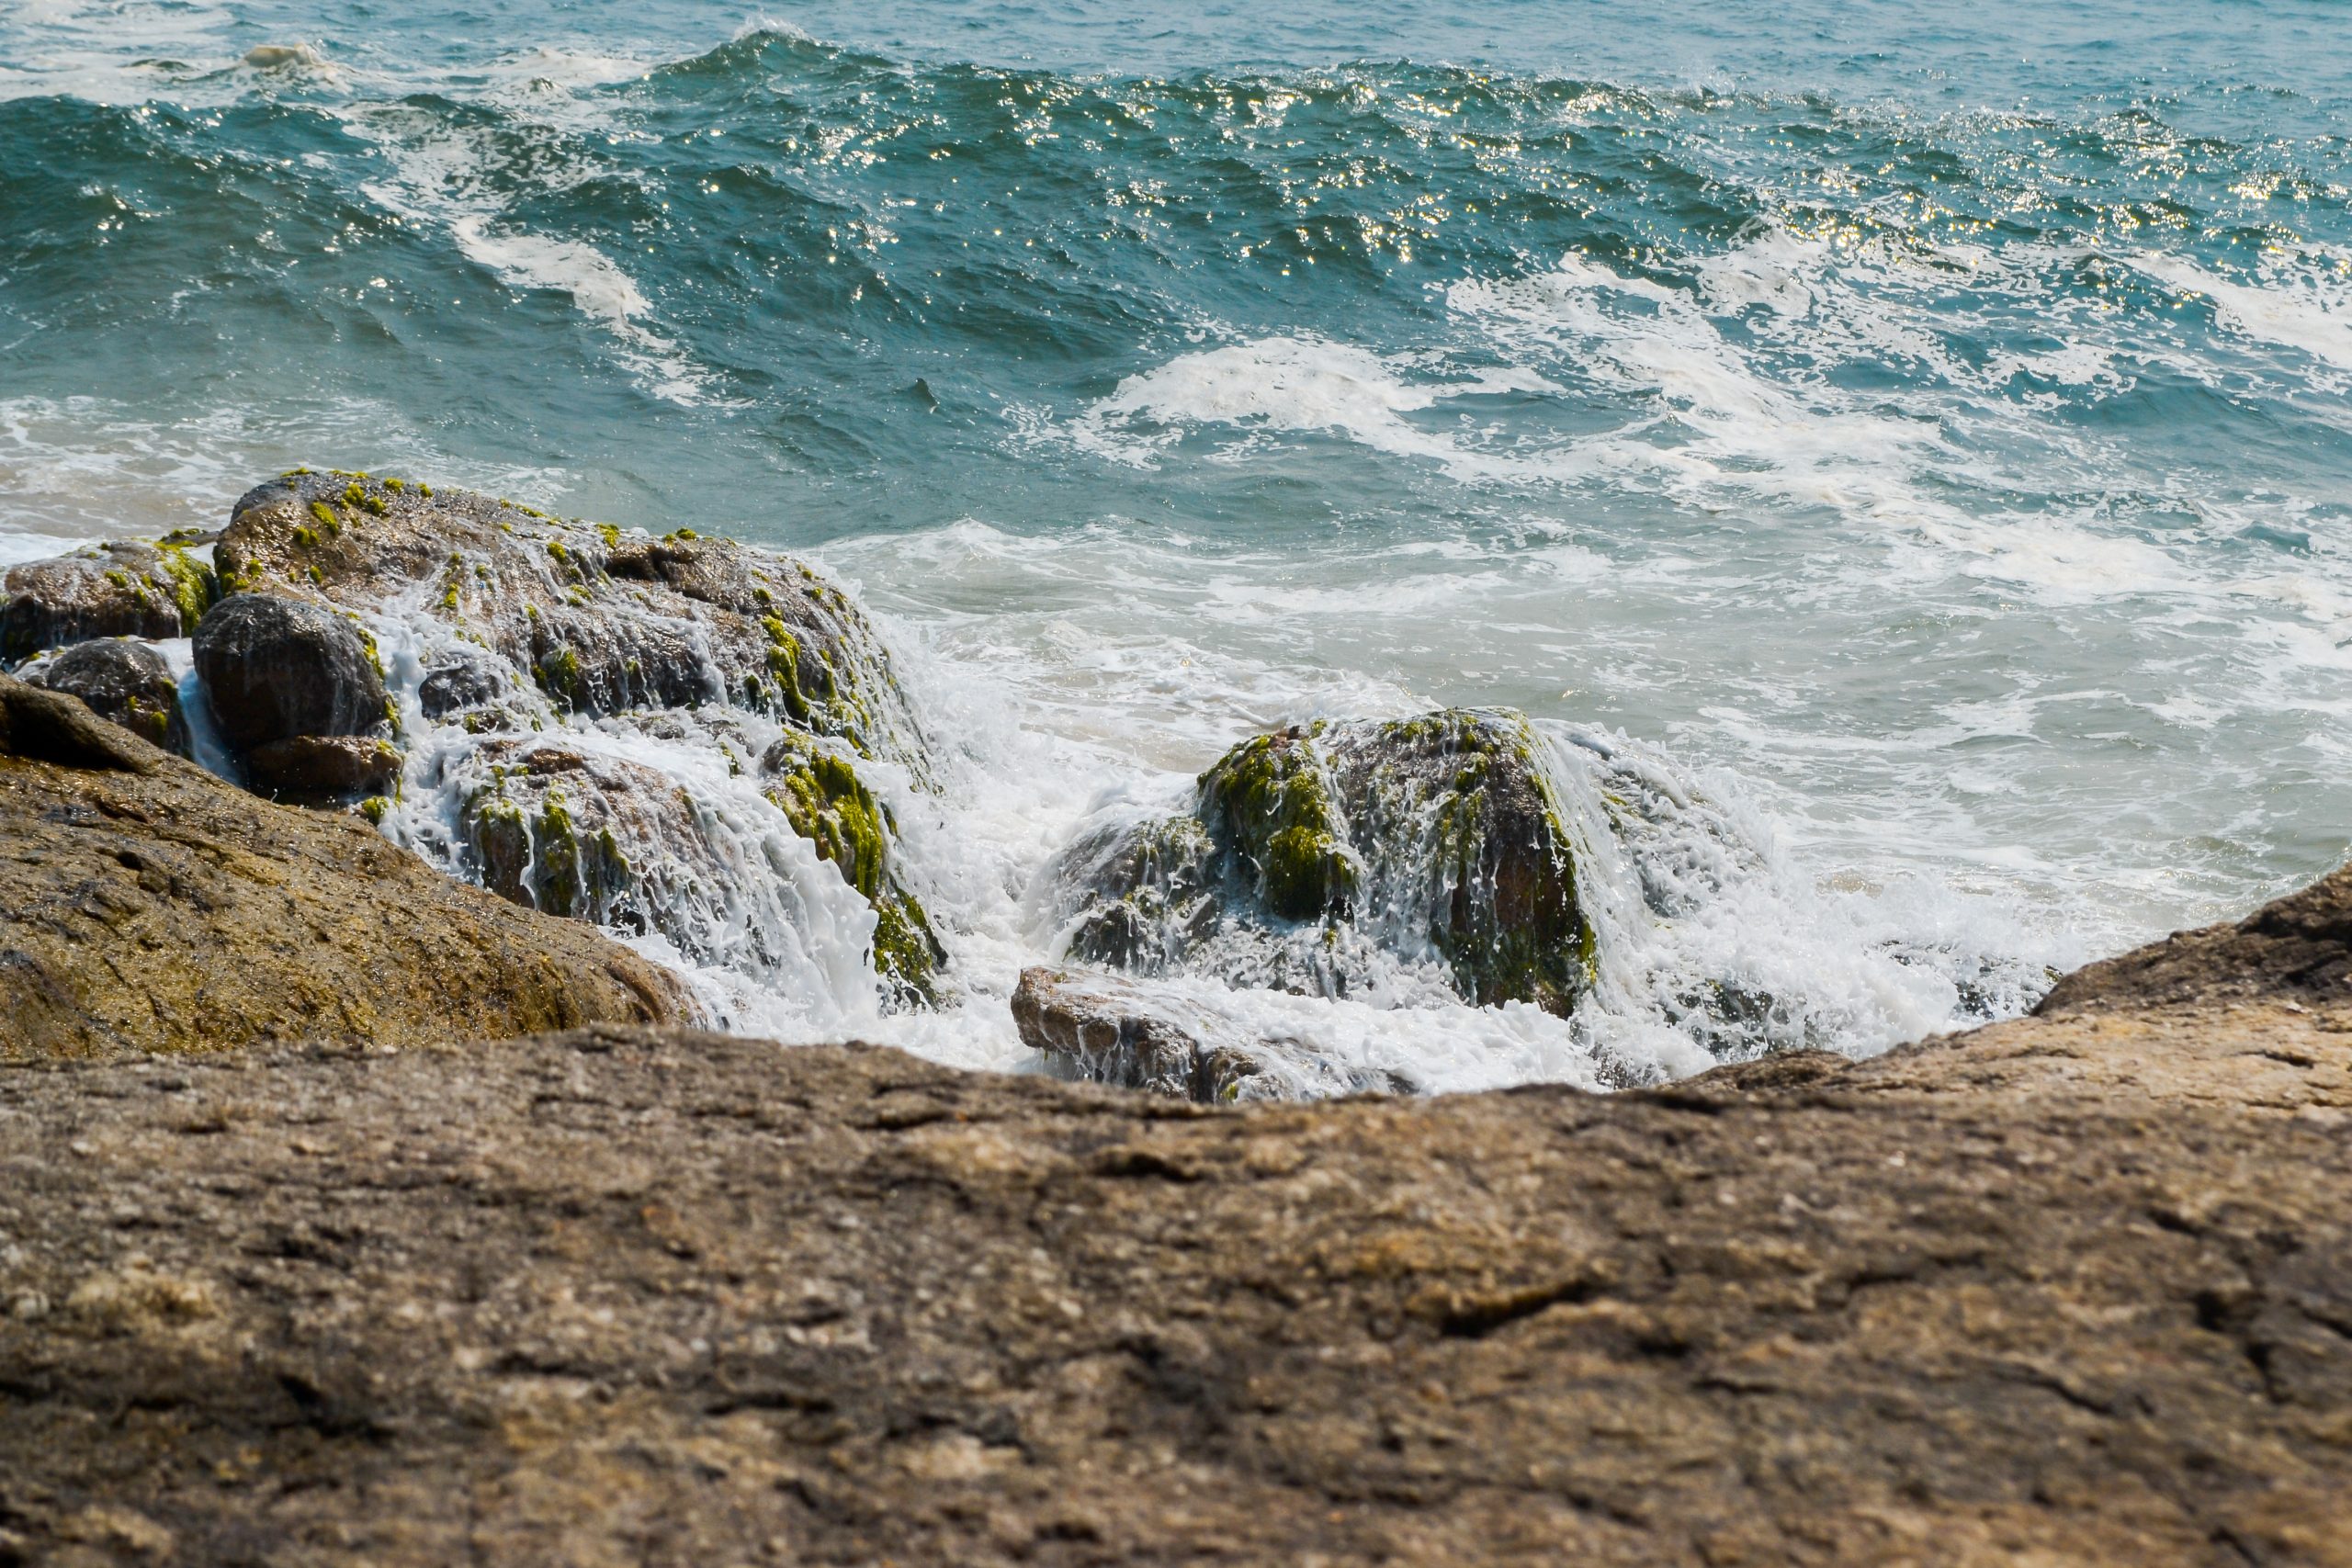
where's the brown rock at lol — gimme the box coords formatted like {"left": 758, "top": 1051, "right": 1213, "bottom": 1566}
{"left": 0, "top": 538, "right": 216, "bottom": 665}
{"left": 0, "top": 673, "right": 689, "bottom": 1057}
{"left": 2, "top": 865, "right": 2347, "bottom": 1562}
{"left": 243, "top": 732, "right": 401, "bottom": 804}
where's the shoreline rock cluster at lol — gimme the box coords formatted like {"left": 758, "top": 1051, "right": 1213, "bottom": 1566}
{"left": 0, "top": 466, "right": 2346, "bottom": 1562}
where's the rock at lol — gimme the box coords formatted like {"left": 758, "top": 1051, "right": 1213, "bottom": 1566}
{"left": 3, "top": 869, "right": 2351, "bottom": 1563}
{"left": 244, "top": 733, "right": 401, "bottom": 804}
{"left": 454, "top": 743, "right": 675, "bottom": 930}
{"left": 761, "top": 732, "right": 944, "bottom": 1006}
{"left": 1060, "top": 709, "right": 1592, "bottom": 1014}
{"left": 0, "top": 536, "right": 217, "bottom": 666}
{"left": 215, "top": 470, "right": 921, "bottom": 767}
{"left": 414, "top": 645, "right": 509, "bottom": 720}
{"left": 21, "top": 638, "right": 187, "bottom": 755}
{"left": 1012, "top": 964, "right": 1405, "bottom": 1102}
{"left": 0, "top": 672, "right": 689, "bottom": 1056}
{"left": 191, "top": 592, "right": 390, "bottom": 754}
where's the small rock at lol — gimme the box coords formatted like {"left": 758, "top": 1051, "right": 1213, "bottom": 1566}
{"left": 243, "top": 733, "right": 401, "bottom": 804}
{"left": 23, "top": 639, "right": 188, "bottom": 755}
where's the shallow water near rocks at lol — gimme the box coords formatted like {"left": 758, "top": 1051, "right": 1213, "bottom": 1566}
{"left": 5, "top": 1, "right": 2349, "bottom": 1088}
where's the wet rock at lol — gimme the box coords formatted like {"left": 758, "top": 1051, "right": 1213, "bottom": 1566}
{"left": 0, "top": 536, "right": 217, "bottom": 665}
{"left": 244, "top": 733, "right": 401, "bottom": 805}
{"left": 6, "top": 874, "right": 2352, "bottom": 1562}
{"left": 1061, "top": 709, "right": 1592, "bottom": 1015}
{"left": 0, "top": 673, "right": 689, "bottom": 1057}
{"left": 216, "top": 470, "right": 920, "bottom": 766}
{"left": 192, "top": 592, "right": 390, "bottom": 753}
{"left": 761, "top": 732, "right": 944, "bottom": 1007}
{"left": 1012, "top": 964, "right": 1403, "bottom": 1102}
{"left": 455, "top": 743, "right": 662, "bottom": 930}
{"left": 415, "top": 645, "right": 509, "bottom": 720}
{"left": 21, "top": 637, "right": 187, "bottom": 755}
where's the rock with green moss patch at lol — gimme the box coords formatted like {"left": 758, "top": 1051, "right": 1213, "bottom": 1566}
{"left": 0, "top": 540, "right": 219, "bottom": 666}
{"left": 215, "top": 472, "right": 920, "bottom": 768}
{"left": 1058, "top": 709, "right": 1593, "bottom": 1017}
{"left": 20, "top": 638, "right": 189, "bottom": 757}
{"left": 760, "top": 732, "right": 944, "bottom": 1008}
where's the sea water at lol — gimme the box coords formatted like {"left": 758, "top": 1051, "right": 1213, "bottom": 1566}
{"left": 4, "top": 0, "right": 2348, "bottom": 1087}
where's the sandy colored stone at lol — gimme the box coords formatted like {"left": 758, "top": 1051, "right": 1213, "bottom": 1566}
{"left": 0, "top": 674, "right": 690, "bottom": 1057}
{"left": 3, "top": 866, "right": 2349, "bottom": 1562}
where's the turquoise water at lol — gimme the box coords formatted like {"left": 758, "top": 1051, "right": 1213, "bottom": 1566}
{"left": 6, "top": 1, "right": 2352, "bottom": 1069}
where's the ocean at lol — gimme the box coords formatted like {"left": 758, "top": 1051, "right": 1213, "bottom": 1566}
{"left": 6, "top": 0, "right": 2350, "bottom": 1087}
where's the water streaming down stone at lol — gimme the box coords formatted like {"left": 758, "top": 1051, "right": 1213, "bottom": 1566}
{"left": 0, "top": 469, "right": 2055, "bottom": 1088}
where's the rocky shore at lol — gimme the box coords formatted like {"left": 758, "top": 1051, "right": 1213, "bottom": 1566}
{"left": 0, "top": 475, "right": 2346, "bottom": 1563}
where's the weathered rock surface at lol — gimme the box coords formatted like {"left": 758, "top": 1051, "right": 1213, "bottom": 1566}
{"left": 19, "top": 638, "right": 187, "bottom": 756}
{"left": 1059, "top": 709, "right": 1592, "bottom": 1014}
{"left": 0, "top": 674, "right": 688, "bottom": 1057}
{"left": 0, "top": 537, "right": 216, "bottom": 666}
{"left": 1013, "top": 964, "right": 1409, "bottom": 1102}
{"left": 3, "top": 866, "right": 2348, "bottom": 1564}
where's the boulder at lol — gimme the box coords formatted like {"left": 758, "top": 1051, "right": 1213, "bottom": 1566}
{"left": 1011, "top": 965, "right": 1403, "bottom": 1102}
{"left": 1059, "top": 709, "right": 1594, "bottom": 1015}
{"left": 192, "top": 592, "right": 390, "bottom": 751}
{"left": 214, "top": 470, "right": 922, "bottom": 769}
{"left": 21, "top": 637, "right": 187, "bottom": 755}
{"left": 5, "top": 874, "right": 2352, "bottom": 1562}
{"left": 0, "top": 673, "right": 689, "bottom": 1056}
{"left": 0, "top": 536, "right": 217, "bottom": 665}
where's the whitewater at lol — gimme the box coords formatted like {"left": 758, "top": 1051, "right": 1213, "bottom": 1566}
{"left": 5, "top": 0, "right": 2350, "bottom": 1089}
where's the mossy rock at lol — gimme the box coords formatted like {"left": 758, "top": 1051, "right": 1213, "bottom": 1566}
{"left": 19, "top": 639, "right": 188, "bottom": 757}
{"left": 215, "top": 471, "right": 922, "bottom": 771}
{"left": 1061, "top": 709, "right": 1594, "bottom": 1018}
{"left": 0, "top": 539, "right": 219, "bottom": 667}
{"left": 760, "top": 732, "right": 944, "bottom": 1009}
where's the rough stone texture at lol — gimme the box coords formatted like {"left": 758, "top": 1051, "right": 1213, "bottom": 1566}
{"left": 191, "top": 592, "right": 389, "bottom": 754}
{"left": 1013, "top": 964, "right": 1408, "bottom": 1102}
{"left": 0, "top": 538, "right": 216, "bottom": 666}
{"left": 2, "top": 870, "right": 2348, "bottom": 1563}
{"left": 0, "top": 674, "right": 689, "bottom": 1058}
{"left": 20, "top": 639, "right": 187, "bottom": 756}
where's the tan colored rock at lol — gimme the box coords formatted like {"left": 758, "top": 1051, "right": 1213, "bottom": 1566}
{"left": 2, "top": 865, "right": 2349, "bottom": 1562}
{"left": 0, "top": 674, "right": 690, "bottom": 1057}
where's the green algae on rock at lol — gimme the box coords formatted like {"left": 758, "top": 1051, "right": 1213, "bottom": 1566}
{"left": 0, "top": 538, "right": 220, "bottom": 666}
{"left": 217, "top": 469, "right": 922, "bottom": 770}
{"left": 1063, "top": 708, "right": 1593, "bottom": 1017}
{"left": 761, "top": 731, "right": 945, "bottom": 1007}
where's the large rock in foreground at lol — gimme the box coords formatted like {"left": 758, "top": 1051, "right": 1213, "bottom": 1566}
{"left": 0, "top": 675, "right": 688, "bottom": 1056}
{"left": 1, "top": 871, "right": 2347, "bottom": 1563}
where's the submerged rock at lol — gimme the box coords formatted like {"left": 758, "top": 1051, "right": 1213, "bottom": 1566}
{"left": 1059, "top": 708, "right": 1594, "bottom": 1015}
{"left": 0, "top": 536, "right": 218, "bottom": 666}
{"left": 1012, "top": 965, "right": 1406, "bottom": 1102}
{"left": 0, "top": 673, "right": 688, "bottom": 1056}
{"left": 20, "top": 637, "right": 187, "bottom": 755}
